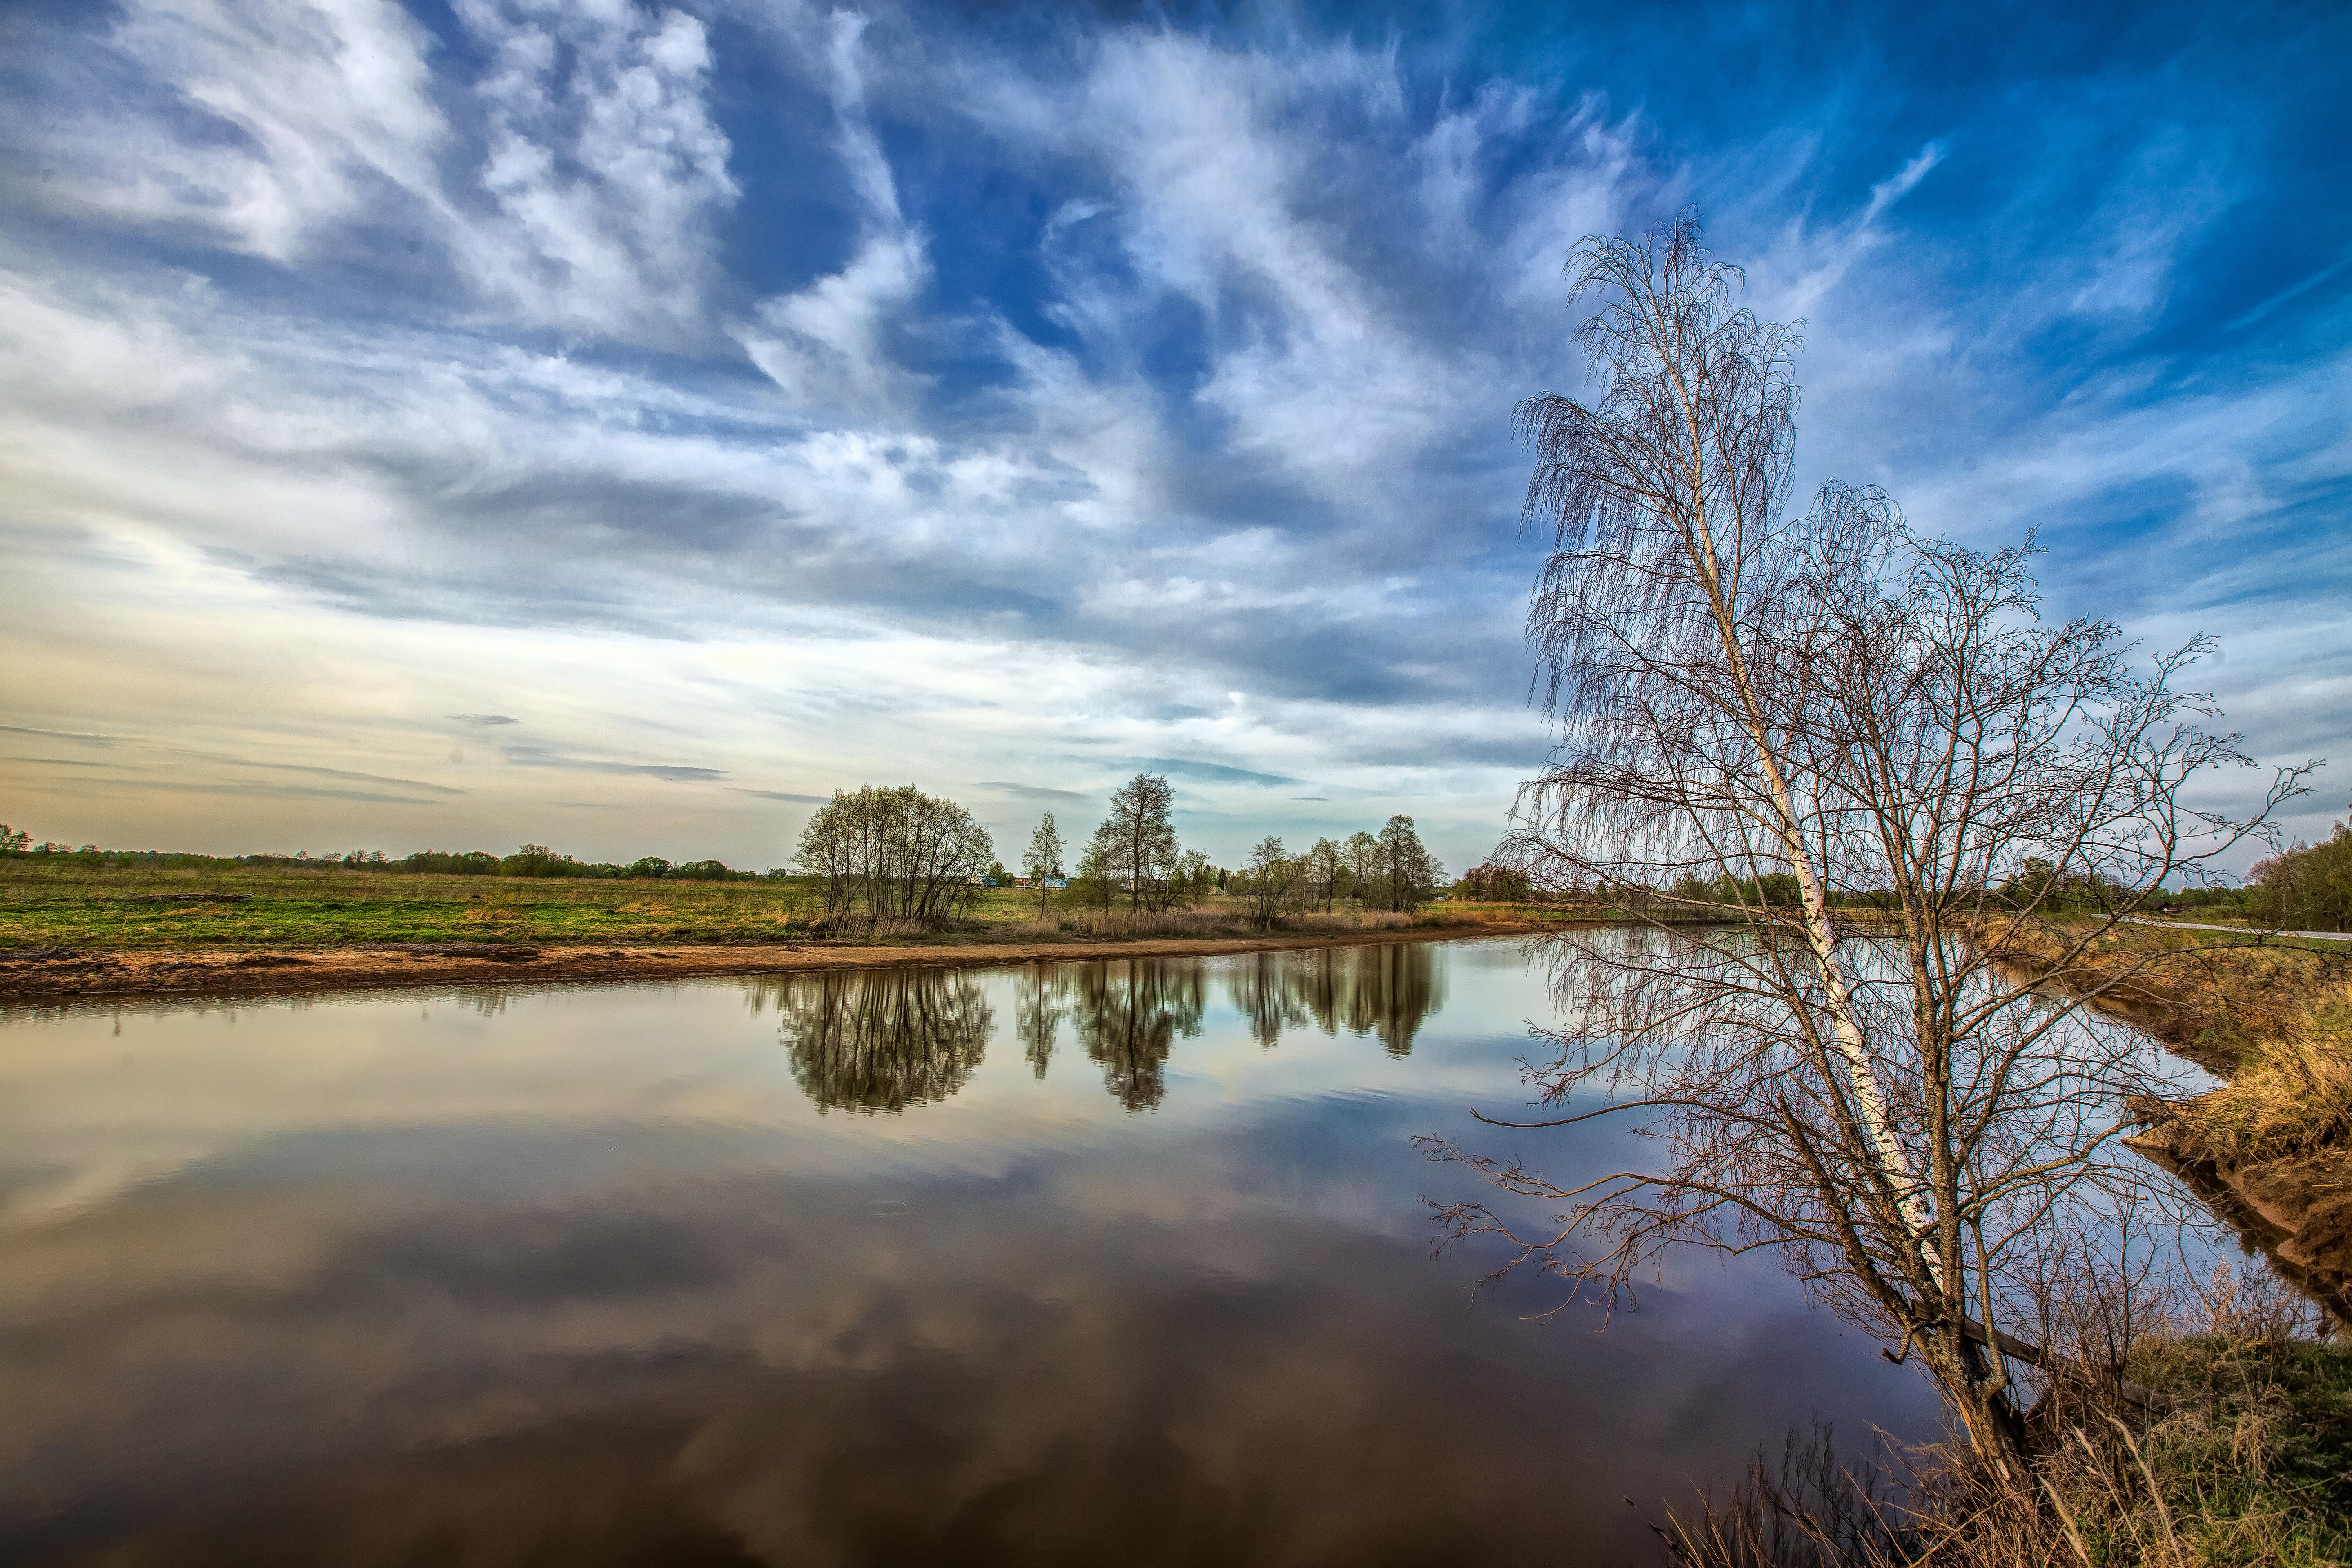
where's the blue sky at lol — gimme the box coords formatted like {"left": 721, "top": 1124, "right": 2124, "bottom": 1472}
{"left": 0, "top": 0, "right": 2345, "bottom": 873}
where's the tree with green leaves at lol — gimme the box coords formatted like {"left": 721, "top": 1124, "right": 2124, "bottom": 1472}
{"left": 1177, "top": 848, "right": 1214, "bottom": 902}
{"left": 1074, "top": 838, "right": 1116, "bottom": 915}
{"left": 795, "top": 785, "right": 995, "bottom": 931}
{"left": 1376, "top": 815, "right": 1443, "bottom": 913}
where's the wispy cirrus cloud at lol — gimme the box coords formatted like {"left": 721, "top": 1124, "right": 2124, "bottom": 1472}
{"left": 0, "top": 0, "right": 2343, "bottom": 868}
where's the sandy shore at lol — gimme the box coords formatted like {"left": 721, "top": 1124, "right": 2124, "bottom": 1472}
{"left": 0, "top": 920, "right": 1555, "bottom": 1003}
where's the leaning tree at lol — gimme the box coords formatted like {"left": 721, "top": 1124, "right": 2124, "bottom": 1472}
{"left": 1428, "top": 212, "right": 2310, "bottom": 1474}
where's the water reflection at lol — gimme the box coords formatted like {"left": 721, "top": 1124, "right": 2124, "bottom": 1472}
{"left": 1069, "top": 958, "right": 1207, "bottom": 1111}
{"left": 1220, "top": 947, "right": 1443, "bottom": 1055}
{"left": 774, "top": 968, "right": 994, "bottom": 1114}
{"left": 780, "top": 944, "right": 1451, "bottom": 1119}
{"left": 0, "top": 939, "right": 1942, "bottom": 1566}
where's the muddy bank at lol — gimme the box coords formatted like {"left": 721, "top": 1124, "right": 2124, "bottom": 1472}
{"left": 1993, "top": 927, "right": 2352, "bottom": 1323}
{"left": 0, "top": 920, "right": 1556, "bottom": 1004}
{"left": 2125, "top": 1098, "right": 2352, "bottom": 1324}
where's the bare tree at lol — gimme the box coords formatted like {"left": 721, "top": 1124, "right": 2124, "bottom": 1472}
{"left": 1430, "top": 212, "right": 2311, "bottom": 1475}
{"left": 1343, "top": 829, "right": 1382, "bottom": 910}
{"left": 1024, "top": 811, "right": 1064, "bottom": 920}
{"left": 1092, "top": 773, "right": 1179, "bottom": 912}
{"left": 1304, "top": 835, "right": 1343, "bottom": 912}
{"left": 1241, "top": 834, "right": 1296, "bottom": 928}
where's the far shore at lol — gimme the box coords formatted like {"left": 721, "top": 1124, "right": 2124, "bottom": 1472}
{"left": 0, "top": 918, "right": 1567, "bottom": 1004}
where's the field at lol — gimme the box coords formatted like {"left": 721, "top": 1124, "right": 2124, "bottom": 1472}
{"left": 0, "top": 860, "right": 1566, "bottom": 953}
{"left": 0, "top": 861, "right": 828, "bottom": 951}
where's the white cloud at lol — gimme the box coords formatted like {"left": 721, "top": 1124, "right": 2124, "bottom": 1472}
{"left": 14, "top": 0, "right": 741, "bottom": 345}
{"left": 737, "top": 10, "right": 930, "bottom": 419}
{"left": 1, "top": 4, "right": 2338, "bottom": 871}
{"left": 454, "top": 0, "right": 740, "bottom": 341}
{"left": 27, "top": 0, "right": 450, "bottom": 260}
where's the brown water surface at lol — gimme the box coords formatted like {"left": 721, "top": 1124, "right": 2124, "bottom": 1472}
{"left": 0, "top": 937, "right": 1937, "bottom": 1565}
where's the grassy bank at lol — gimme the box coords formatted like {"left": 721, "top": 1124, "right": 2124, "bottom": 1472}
{"left": 0, "top": 859, "right": 1577, "bottom": 953}
{"left": 1670, "top": 1318, "right": 2352, "bottom": 1567}
{"left": 1988, "top": 920, "right": 2352, "bottom": 1158}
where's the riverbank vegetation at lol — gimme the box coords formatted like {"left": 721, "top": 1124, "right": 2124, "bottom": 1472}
{"left": 1665, "top": 1288, "right": 2352, "bottom": 1567}
{"left": 2246, "top": 816, "right": 2352, "bottom": 932}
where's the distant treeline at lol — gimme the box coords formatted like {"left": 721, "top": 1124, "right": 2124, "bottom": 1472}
{"left": 797, "top": 775, "right": 1448, "bottom": 933}
{"left": 2246, "top": 815, "right": 2352, "bottom": 932}
{"left": 0, "top": 826, "right": 771, "bottom": 882}
{"left": 1472, "top": 855, "right": 2276, "bottom": 921}
{"left": 389, "top": 845, "right": 769, "bottom": 880}
{"left": 18, "top": 802, "right": 2330, "bottom": 928}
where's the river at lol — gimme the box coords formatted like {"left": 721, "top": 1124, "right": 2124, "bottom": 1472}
{"left": 0, "top": 936, "right": 1940, "bottom": 1566}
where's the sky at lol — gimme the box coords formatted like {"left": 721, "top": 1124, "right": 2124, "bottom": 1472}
{"left": 0, "top": 0, "right": 2345, "bottom": 875}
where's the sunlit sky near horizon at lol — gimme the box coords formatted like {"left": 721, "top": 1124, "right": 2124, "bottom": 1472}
{"left": 1, "top": 0, "right": 2346, "bottom": 874}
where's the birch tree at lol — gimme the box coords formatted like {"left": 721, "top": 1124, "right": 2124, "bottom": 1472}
{"left": 1429, "top": 212, "right": 2309, "bottom": 1473}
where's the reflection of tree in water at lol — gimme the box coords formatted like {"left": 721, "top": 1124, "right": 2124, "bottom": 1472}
{"left": 1224, "top": 944, "right": 1446, "bottom": 1056}
{"left": 1067, "top": 959, "right": 1206, "bottom": 1111}
{"left": 1226, "top": 954, "right": 1311, "bottom": 1049}
{"left": 777, "top": 969, "right": 994, "bottom": 1114}
{"left": 1014, "top": 965, "right": 1065, "bottom": 1080}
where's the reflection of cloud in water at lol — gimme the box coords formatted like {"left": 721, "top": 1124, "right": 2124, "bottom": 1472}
{"left": 0, "top": 940, "right": 1947, "bottom": 1564}
{"left": 773, "top": 969, "right": 993, "bottom": 1114}
{"left": 0, "top": 1152, "right": 1919, "bottom": 1567}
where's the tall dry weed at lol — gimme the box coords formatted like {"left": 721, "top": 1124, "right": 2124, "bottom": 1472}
{"left": 2173, "top": 999, "right": 2352, "bottom": 1163}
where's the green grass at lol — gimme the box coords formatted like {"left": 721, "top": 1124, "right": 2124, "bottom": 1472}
{"left": 0, "top": 861, "right": 830, "bottom": 949}
{"left": 2114, "top": 1333, "right": 2352, "bottom": 1568}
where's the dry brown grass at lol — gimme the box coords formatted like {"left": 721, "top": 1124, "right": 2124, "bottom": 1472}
{"left": 1051, "top": 908, "right": 1259, "bottom": 939}
{"left": 1298, "top": 910, "right": 1413, "bottom": 931}
{"left": 2172, "top": 1000, "right": 2352, "bottom": 1165}
{"left": 1988, "top": 921, "right": 2352, "bottom": 1161}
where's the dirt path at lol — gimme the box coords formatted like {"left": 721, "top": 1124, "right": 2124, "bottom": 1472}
{"left": 0, "top": 920, "right": 1558, "bottom": 1004}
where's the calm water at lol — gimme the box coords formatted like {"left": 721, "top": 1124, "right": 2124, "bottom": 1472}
{"left": 0, "top": 938, "right": 1938, "bottom": 1566}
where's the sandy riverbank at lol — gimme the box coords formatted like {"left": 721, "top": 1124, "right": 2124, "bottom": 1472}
{"left": 0, "top": 920, "right": 1559, "bottom": 1003}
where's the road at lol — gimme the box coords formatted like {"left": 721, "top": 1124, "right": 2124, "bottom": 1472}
{"left": 2127, "top": 916, "right": 2351, "bottom": 943}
